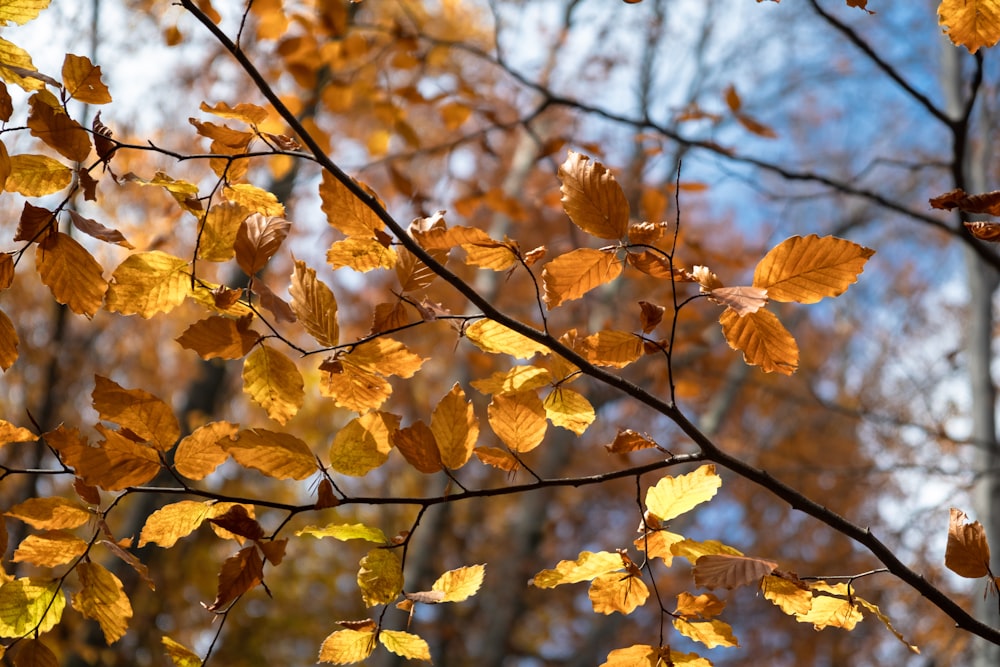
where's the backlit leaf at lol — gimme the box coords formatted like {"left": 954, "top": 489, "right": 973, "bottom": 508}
{"left": 720, "top": 307, "right": 798, "bottom": 375}
{"left": 465, "top": 319, "right": 551, "bottom": 359}
{"left": 124, "top": 171, "right": 200, "bottom": 213}
{"left": 138, "top": 500, "right": 215, "bottom": 548}
{"left": 27, "top": 93, "right": 91, "bottom": 161}
{"left": 200, "top": 100, "right": 268, "bottom": 125}
{"left": 707, "top": 286, "right": 769, "bottom": 316}
{"left": 326, "top": 236, "right": 397, "bottom": 272}
{"left": 0, "top": 309, "right": 17, "bottom": 370}
{"left": 35, "top": 232, "right": 106, "bottom": 317}
{"left": 224, "top": 428, "right": 316, "bottom": 480}
{"left": 0, "top": 37, "right": 43, "bottom": 92}
{"left": 6, "top": 154, "right": 71, "bottom": 196}
{"left": 234, "top": 213, "right": 291, "bottom": 276}
{"left": 671, "top": 539, "right": 743, "bottom": 562}
{"left": 358, "top": 548, "right": 403, "bottom": 606}
{"left": 577, "top": 330, "right": 643, "bottom": 368}
{"left": 242, "top": 345, "right": 304, "bottom": 425}
{"left": 328, "top": 411, "right": 400, "bottom": 476}
{"left": 761, "top": 575, "right": 813, "bottom": 616}
{"left": 379, "top": 630, "right": 430, "bottom": 661}
{"left": 224, "top": 183, "right": 284, "bottom": 216}
{"left": 320, "top": 170, "right": 382, "bottom": 237}
{"left": 92, "top": 375, "right": 179, "bottom": 452}
{"left": 676, "top": 592, "right": 726, "bottom": 620}
{"left": 606, "top": 429, "right": 658, "bottom": 454}
{"left": 289, "top": 259, "right": 339, "bottom": 347}
{"left": 61, "top": 53, "right": 111, "bottom": 103}
{"left": 161, "top": 636, "right": 202, "bottom": 667}
{"left": 198, "top": 202, "right": 248, "bottom": 261}
{"left": 488, "top": 391, "right": 547, "bottom": 453}
{"left": 543, "top": 387, "right": 594, "bottom": 434}
{"left": 105, "top": 251, "right": 191, "bottom": 318}
{"left": 6, "top": 497, "right": 90, "bottom": 530}
{"left": 542, "top": 248, "right": 622, "bottom": 308}
{"left": 297, "top": 523, "right": 388, "bottom": 544}
{"left": 531, "top": 551, "right": 624, "bottom": 588}
{"left": 602, "top": 645, "right": 711, "bottom": 667}
{"left": 391, "top": 420, "right": 443, "bottom": 474}
{"left": 431, "top": 383, "right": 479, "bottom": 469}
{"left": 432, "top": 564, "right": 485, "bottom": 602}
{"left": 795, "top": 588, "right": 863, "bottom": 630}
{"left": 72, "top": 562, "right": 131, "bottom": 644}
{"left": 12, "top": 531, "right": 87, "bottom": 567}
{"left": 645, "top": 466, "right": 722, "bottom": 524}
{"left": 174, "top": 421, "right": 236, "bottom": 479}
{"left": 946, "top": 507, "right": 991, "bottom": 578}
{"left": 471, "top": 365, "right": 553, "bottom": 395}
{"left": 752, "top": 235, "right": 874, "bottom": 304}
{"left": 634, "top": 529, "right": 684, "bottom": 566}
{"left": 559, "top": 151, "right": 629, "bottom": 240}
{"left": 207, "top": 546, "right": 264, "bottom": 611}
{"left": 318, "top": 628, "right": 376, "bottom": 664}
{"left": 177, "top": 315, "right": 259, "bottom": 360}
{"left": 473, "top": 446, "right": 521, "bottom": 472}
{"left": 0, "top": 578, "right": 64, "bottom": 637}
{"left": 589, "top": 571, "right": 649, "bottom": 615}
{"left": 693, "top": 554, "right": 777, "bottom": 590}
{"left": 0, "top": 0, "right": 50, "bottom": 26}
{"left": 939, "top": 0, "right": 1000, "bottom": 53}
{"left": 672, "top": 618, "right": 739, "bottom": 649}
{"left": 0, "top": 419, "right": 34, "bottom": 444}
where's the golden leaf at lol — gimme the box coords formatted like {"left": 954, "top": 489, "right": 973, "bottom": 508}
{"left": 392, "top": 420, "right": 443, "bottom": 474}
{"left": 358, "top": 548, "right": 403, "bottom": 606}
{"left": 138, "top": 500, "right": 216, "bottom": 548}
{"left": 761, "top": 574, "right": 813, "bottom": 616}
{"left": 542, "top": 248, "right": 622, "bottom": 308}
{"left": 431, "top": 383, "right": 479, "bottom": 469}
{"left": 174, "top": 421, "right": 239, "bottom": 479}
{"left": 320, "top": 171, "right": 383, "bottom": 237}
{"left": 0, "top": 252, "right": 12, "bottom": 288}
{"left": 54, "top": 424, "right": 160, "bottom": 491}
{"left": 200, "top": 100, "right": 268, "bottom": 125}
{"left": 471, "top": 365, "right": 553, "bottom": 395}
{"left": 208, "top": 505, "right": 264, "bottom": 541}
{"left": 411, "top": 223, "right": 491, "bottom": 251}
{"left": 720, "top": 307, "right": 799, "bottom": 374}
{"left": 92, "top": 375, "right": 179, "bottom": 452}
{"left": 289, "top": 259, "right": 339, "bottom": 347}
{"left": 27, "top": 93, "right": 91, "bottom": 161}
{"left": 473, "top": 446, "right": 521, "bottom": 472}
{"left": 0, "top": 309, "right": 17, "bottom": 370}
{"left": 124, "top": 171, "right": 200, "bottom": 213}
{"left": 543, "top": 387, "right": 595, "bottom": 435}
{"left": 487, "top": 390, "right": 547, "bottom": 453}
{"left": 531, "top": 551, "right": 624, "bottom": 588}
{"left": 0, "top": 37, "right": 44, "bottom": 92}
{"left": 12, "top": 531, "right": 87, "bottom": 567}
{"left": 72, "top": 562, "right": 132, "bottom": 644}
{"left": 795, "top": 589, "right": 863, "bottom": 630}
{"left": 692, "top": 554, "right": 777, "bottom": 590}
{"left": 328, "top": 411, "right": 400, "bottom": 477}
{"left": 224, "top": 428, "right": 316, "bottom": 480}
{"left": 242, "top": 345, "right": 304, "bottom": 424}
{"left": 326, "top": 236, "right": 397, "bottom": 272}
{"left": 161, "top": 636, "right": 202, "bottom": 667}
{"left": 0, "top": 578, "right": 64, "bottom": 638}
{"left": 671, "top": 539, "right": 743, "bottom": 562}
{"left": 61, "top": 53, "right": 111, "bottom": 103}
{"left": 379, "top": 630, "right": 431, "bottom": 661}
{"left": 939, "top": 0, "right": 1000, "bottom": 53}
{"left": 0, "top": 0, "right": 50, "bottom": 26}
{"left": 600, "top": 644, "right": 659, "bottom": 667}
{"left": 320, "top": 364, "right": 393, "bottom": 412}
{"left": 6, "top": 154, "right": 71, "bottom": 196}
{"left": 946, "top": 507, "right": 992, "bottom": 578}
{"left": 577, "top": 330, "right": 643, "bottom": 368}
{"left": 558, "top": 151, "right": 630, "bottom": 240}
{"left": 589, "top": 571, "right": 649, "bottom": 615}
{"left": 675, "top": 592, "right": 726, "bottom": 620}
{"left": 198, "top": 202, "right": 249, "bottom": 261}
{"left": 634, "top": 529, "right": 684, "bottom": 565}
{"left": 224, "top": 183, "right": 284, "bottom": 216}
{"left": 672, "top": 618, "right": 739, "bottom": 649}
{"left": 318, "top": 628, "right": 377, "bottom": 664}
{"left": 465, "top": 319, "right": 551, "bottom": 359}
{"left": 234, "top": 213, "right": 291, "bottom": 276}
{"left": 644, "top": 465, "right": 721, "bottom": 523}
{"left": 177, "top": 315, "right": 259, "bottom": 360}
{"left": 297, "top": 523, "right": 388, "bottom": 544}
{"left": 606, "top": 429, "right": 658, "bottom": 454}
{"left": 752, "top": 235, "right": 874, "bottom": 304}
{"left": 855, "top": 596, "right": 920, "bottom": 654}
{"left": 35, "top": 231, "right": 107, "bottom": 317}
{"left": 105, "top": 251, "right": 192, "bottom": 318}
{"left": 207, "top": 546, "right": 264, "bottom": 612}
{"left": 431, "top": 564, "right": 485, "bottom": 602}
{"left": 462, "top": 239, "right": 520, "bottom": 271}
{"left": 0, "top": 419, "right": 34, "bottom": 444}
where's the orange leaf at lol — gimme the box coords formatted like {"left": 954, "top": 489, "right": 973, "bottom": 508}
{"left": 752, "top": 234, "right": 874, "bottom": 304}
{"left": 577, "top": 330, "right": 643, "bottom": 368}
{"left": 542, "top": 248, "right": 622, "bottom": 308}
{"left": 606, "top": 429, "right": 658, "bottom": 454}
{"left": 234, "top": 213, "right": 291, "bottom": 276}
{"left": 223, "top": 428, "right": 316, "bottom": 480}
{"left": 589, "top": 571, "right": 649, "bottom": 615}
{"left": 177, "top": 315, "right": 259, "bottom": 360}
{"left": 391, "top": 420, "right": 443, "bottom": 474}
{"left": 48, "top": 424, "right": 160, "bottom": 491}
{"left": 675, "top": 592, "right": 726, "bottom": 620}
{"left": 939, "top": 0, "right": 1000, "bottom": 53}
{"left": 138, "top": 500, "right": 216, "bottom": 548}
{"left": 6, "top": 497, "right": 90, "bottom": 530}
{"left": 473, "top": 446, "right": 521, "bottom": 473}
{"left": 431, "top": 383, "right": 479, "bottom": 469}
{"left": 92, "top": 375, "right": 180, "bottom": 452}
{"left": 0, "top": 308, "right": 17, "bottom": 370}
{"left": 719, "top": 308, "right": 798, "bottom": 374}
{"left": 27, "top": 92, "right": 91, "bottom": 161}
{"left": 558, "top": 151, "right": 630, "bottom": 240}
{"left": 289, "top": 259, "right": 339, "bottom": 347}
{"left": 487, "top": 390, "right": 547, "bottom": 453}
{"left": 242, "top": 345, "right": 304, "bottom": 424}
{"left": 72, "top": 562, "right": 132, "bottom": 644}
{"left": 61, "top": 54, "right": 112, "bottom": 104}
{"left": 946, "top": 507, "right": 992, "bottom": 578}
{"left": 36, "top": 231, "right": 107, "bottom": 317}
{"left": 319, "top": 170, "right": 383, "bottom": 237}
{"left": 174, "top": 421, "right": 237, "bottom": 480}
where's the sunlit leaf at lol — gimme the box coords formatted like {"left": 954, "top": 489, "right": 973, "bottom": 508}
{"left": 207, "top": 546, "right": 264, "bottom": 611}
{"left": 297, "top": 523, "right": 388, "bottom": 544}
{"left": 138, "top": 500, "right": 216, "bottom": 548}
{"left": 606, "top": 429, "right": 658, "bottom": 454}
{"left": 358, "top": 548, "right": 403, "bottom": 606}
{"left": 471, "top": 365, "right": 552, "bottom": 396}
{"left": 92, "top": 375, "right": 180, "bottom": 452}
{"left": 719, "top": 307, "right": 798, "bottom": 374}
{"left": 672, "top": 618, "right": 739, "bottom": 649}
{"left": 589, "top": 571, "right": 649, "bottom": 615}
{"left": 289, "top": 259, "right": 339, "bottom": 347}
{"left": 6, "top": 154, "right": 71, "bottom": 196}
{"left": 177, "top": 315, "right": 259, "bottom": 360}
{"left": 318, "top": 628, "right": 376, "bottom": 664}
{"left": 161, "top": 636, "right": 202, "bottom": 667}
{"left": 0, "top": 0, "right": 51, "bottom": 26}
{"left": 0, "top": 37, "right": 43, "bottom": 91}
{"left": 634, "top": 529, "right": 684, "bottom": 566}
{"left": 644, "top": 465, "right": 721, "bottom": 523}
{"left": 542, "top": 248, "right": 622, "bottom": 308}
{"left": 577, "top": 330, "right": 643, "bottom": 368}
{"left": 27, "top": 93, "right": 91, "bottom": 161}
{"left": 488, "top": 390, "right": 547, "bottom": 453}
{"left": 939, "top": 0, "right": 1000, "bottom": 53}
{"left": 61, "top": 53, "right": 111, "bottom": 103}
{"left": 326, "top": 236, "right": 397, "bottom": 272}
{"left": 707, "top": 286, "right": 769, "bottom": 316}
{"left": 224, "top": 183, "right": 284, "bottom": 216}
{"left": 320, "top": 170, "right": 382, "bottom": 237}
{"left": 531, "top": 551, "right": 624, "bottom": 588}
{"left": 543, "top": 387, "right": 595, "bottom": 434}
{"left": 378, "top": 630, "right": 431, "bottom": 661}
{"left": 946, "top": 507, "right": 991, "bottom": 578}
{"left": 224, "top": 428, "right": 316, "bottom": 480}
{"left": 431, "top": 383, "right": 479, "bottom": 469}
{"left": 328, "top": 411, "right": 400, "bottom": 476}
{"left": 761, "top": 574, "right": 813, "bottom": 616}
{"left": 671, "top": 539, "right": 743, "bottom": 562}
{"left": 558, "top": 151, "right": 629, "bottom": 240}
{"left": 35, "top": 232, "right": 106, "bottom": 317}
{"left": 855, "top": 596, "right": 920, "bottom": 654}
{"left": 242, "top": 345, "right": 304, "bottom": 425}
{"left": 675, "top": 592, "right": 726, "bottom": 620}
{"left": 431, "top": 564, "right": 485, "bottom": 602}
{"left": 198, "top": 202, "right": 249, "bottom": 261}
{"left": 234, "top": 213, "right": 291, "bottom": 276}
{"left": 392, "top": 420, "right": 443, "bottom": 474}
{"left": 465, "top": 319, "right": 550, "bottom": 359}
{"left": 752, "top": 235, "right": 874, "bottom": 304}
{"left": 0, "top": 578, "right": 64, "bottom": 637}
{"left": 72, "top": 562, "right": 132, "bottom": 644}
{"left": 0, "top": 419, "right": 35, "bottom": 445}
{"left": 12, "top": 531, "right": 87, "bottom": 567}
{"left": 105, "top": 251, "right": 191, "bottom": 318}
{"left": 795, "top": 588, "right": 863, "bottom": 630}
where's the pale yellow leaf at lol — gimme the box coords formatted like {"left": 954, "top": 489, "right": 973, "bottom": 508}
{"left": 289, "top": 259, "right": 339, "bottom": 347}
{"left": 0, "top": 37, "right": 44, "bottom": 92}
{"left": 224, "top": 428, "right": 316, "bottom": 480}
{"left": 465, "top": 319, "right": 551, "bottom": 359}
{"left": 672, "top": 618, "right": 739, "bottom": 649}
{"left": 471, "top": 365, "right": 552, "bottom": 395}
{"left": 488, "top": 390, "right": 547, "bottom": 452}
{"left": 431, "top": 383, "right": 479, "bottom": 469}
{"left": 138, "top": 500, "right": 215, "bottom": 548}
{"left": 0, "top": 0, "right": 51, "bottom": 26}
{"left": 72, "top": 562, "right": 131, "bottom": 644}
{"left": 318, "top": 628, "right": 376, "bottom": 664}
{"left": 297, "top": 523, "right": 388, "bottom": 544}
{"left": 559, "top": 151, "right": 630, "bottom": 240}
{"left": 224, "top": 183, "right": 284, "bottom": 216}
{"left": 939, "top": 0, "right": 1000, "bottom": 53}
{"left": 105, "top": 251, "right": 191, "bottom": 318}
{"left": 761, "top": 574, "right": 813, "bottom": 616}
{"left": 644, "top": 465, "right": 721, "bottom": 523}
{"left": 379, "top": 630, "right": 431, "bottom": 661}
{"left": 543, "top": 387, "right": 595, "bottom": 434}
{"left": 542, "top": 248, "right": 622, "bottom": 308}
{"left": 719, "top": 307, "right": 798, "bottom": 374}
{"left": 242, "top": 345, "right": 304, "bottom": 424}
{"left": 589, "top": 572, "right": 649, "bottom": 615}
{"left": 946, "top": 507, "right": 991, "bottom": 578}
{"left": 795, "top": 593, "right": 863, "bottom": 630}
{"left": 432, "top": 564, "right": 485, "bottom": 602}
{"left": 531, "top": 551, "right": 624, "bottom": 588}
{"left": 328, "top": 411, "right": 400, "bottom": 476}
{"left": 358, "top": 548, "right": 403, "bottom": 606}
{"left": 752, "top": 235, "right": 874, "bottom": 304}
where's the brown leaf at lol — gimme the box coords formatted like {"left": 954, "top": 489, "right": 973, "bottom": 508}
{"left": 391, "top": 420, "right": 443, "bottom": 474}
{"left": 946, "top": 507, "right": 992, "bottom": 579}
{"left": 36, "top": 231, "right": 107, "bottom": 317}
{"left": 707, "top": 286, "right": 769, "bottom": 316}
{"left": 234, "top": 213, "right": 291, "bottom": 276}
{"left": 27, "top": 93, "right": 92, "bottom": 162}
{"left": 693, "top": 554, "right": 778, "bottom": 590}
{"left": 964, "top": 221, "right": 1000, "bottom": 242}
{"left": 558, "top": 151, "right": 630, "bottom": 240}
{"left": 207, "top": 546, "right": 264, "bottom": 611}
{"left": 67, "top": 210, "right": 133, "bottom": 248}
{"left": 208, "top": 505, "right": 264, "bottom": 541}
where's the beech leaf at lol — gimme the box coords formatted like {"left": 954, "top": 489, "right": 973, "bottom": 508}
{"left": 720, "top": 308, "right": 799, "bottom": 374}
{"left": 558, "top": 151, "right": 630, "bottom": 240}
{"left": 946, "top": 507, "right": 992, "bottom": 579}
{"left": 752, "top": 235, "right": 874, "bottom": 304}
{"left": 692, "top": 554, "right": 778, "bottom": 590}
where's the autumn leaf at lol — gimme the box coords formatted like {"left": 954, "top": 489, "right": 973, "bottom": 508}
{"left": 634, "top": 529, "right": 684, "bottom": 566}
{"left": 671, "top": 539, "right": 743, "bottom": 562}
{"left": 606, "top": 429, "right": 658, "bottom": 454}
{"left": 198, "top": 201, "right": 249, "bottom": 261}
{"left": 752, "top": 235, "right": 874, "bottom": 304}
{"left": 242, "top": 345, "right": 304, "bottom": 424}
{"left": 297, "top": 523, "right": 388, "bottom": 544}
{"left": 939, "top": 0, "right": 1000, "bottom": 53}
{"left": 391, "top": 420, "right": 443, "bottom": 474}
{"left": 208, "top": 546, "right": 264, "bottom": 611}
{"left": 692, "top": 554, "right": 778, "bottom": 590}
{"left": 431, "top": 383, "right": 479, "bottom": 469}
{"left": 327, "top": 236, "right": 397, "bottom": 272}
{"left": 431, "top": 564, "right": 486, "bottom": 602}
{"left": 223, "top": 428, "right": 316, "bottom": 480}
{"left": 35, "top": 231, "right": 107, "bottom": 317}
{"left": 0, "top": 37, "right": 44, "bottom": 92}
{"left": 320, "top": 170, "right": 383, "bottom": 237}
{"left": 946, "top": 507, "right": 992, "bottom": 578}
{"left": 92, "top": 375, "right": 180, "bottom": 452}
{"left": 234, "top": 213, "right": 291, "bottom": 276}
{"left": 542, "top": 248, "right": 622, "bottom": 308}
{"left": 13, "top": 638, "right": 58, "bottom": 667}
{"left": 473, "top": 446, "right": 521, "bottom": 472}
{"left": 488, "top": 391, "right": 547, "bottom": 453}
{"left": 855, "top": 596, "right": 920, "bottom": 654}
{"left": 577, "top": 330, "right": 643, "bottom": 368}
{"left": 559, "top": 151, "right": 630, "bottom": 240}
{"left": 930, "top": 187, "right": 1000, "bottom": 216}
{"left": 328, "top": 411, "right": 400, "bottom": 476}
{"left": 138, "top": 500, "right": 217, "bottom": 548}
{"left": 720, "top": 307, "right": 799, "bottom": 374}
{"left": 471, "top": 365, "right": 553, "bottom": 395}
{"left": 162, "top": 636, "right": 202, "bottom": 667}
{"left": 358, "top": 548, "right": 403, "bottom": 606}
{"left": 0, "top": 309, "right": 17, "bottom": 371}
{"left": 673, "top": 618, "right": 739, "bottom": 649}
{"left": 62, "top": 53, "right": 112, "bottom": 103}
{"left": 289, "top": 259, "right": 339, "bottom": 347}
{"left": 318, "top": 628, "right": 377, "bottom": 664}
{"left": 0, "top": 578, "right": 65, "bottom": 637}
{"left": 795, "top": 584, "right": 863, "bottom": 630}
{"left": 72, "top": 562, "right": 132, "bottom": 644}
{"left": 0, "top": 0, "right": 51, "bottom": 26}
{"left": 174, "top": 421, "right": 237, "bottom": 480}
{"left": 67, "top": 210, "right": 133, "bottom": 248}
{"left": 0, "top": 419, "right": 36, "bottom": 445}
{"left": 543, "top": 387, "right": 595, "bottom": 434}
{"left": 645, "top": 465, "right": 722, "bottom": 523}
{"left": 602, "top": 645, "right": 711, "bottom": 667}
{"left": 6, "top": 153, "right": 71, "bottom": 196}
{"left": 465, "top": 318, "right": 551, "bottom": 359}
{"left": 675, "top": 592, "right": 726, "bottom": 620}
{"left": 706, "top": 286, "right": 769, "bottom": 316}
{"left": 761, "top": 574, "right": 813, "bottom": 616}
{"left": 27, "top": 92, "right": 91, "bottom": 161}
{"left": 105, "top": 251, "right": 192, "bottom": 318}
{"left": 12, "top": 531, "right": 88, "bottom": 567}
{"left": 378, "top": 630, "right": 431, "bottom": 661}
{"left": 224, "top": 183, "right": 284, "bottom": 216}
{"left": 589, "top": 571, "right": 649, "bottom": 615}
{"left": 177, "top": 315, "right": 259, "bottom": 360}
{"left": 531, "top": 551, "right": 624, "bottom": 588}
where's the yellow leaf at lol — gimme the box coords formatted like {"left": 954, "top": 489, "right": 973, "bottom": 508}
{"left": 6, "top": 497, "right": 90, "bottom": 530}
{"left": 0, "top": 308, "right": 16, "bottom": 370}
{"left": 242, "top": 345, "right": 304, "bottom": 425}
{"left": 473, "top": 446, "right": 521, "bottom": 472}
{"left": 488, "top": 391, "right": 547, "bottom": 453}
{"left": 35, "top": 231, "right": 106, "bottom": 317}
{"left": 471, "top": 365, "right": 552, "bottom": 395}
{"left": 358, "top": 548, "right": 403, "bottom": 606}
{"left": 939, "top": 0, "right": 1000, "bottom": 53}
{"left": 577, "top": 330, "right": 643, "bottom": 368}
{"left": 412, "top": 224, "right": 492, "bottom": 251}
{"left": 346, "top": 337, "right": 426, "bottom": 377}
{"left": 224, "top": 183, "right": 285, "bottom": 216}
{"left": 72, "top": 562, "right": 131, "bottom": 644}
{"left": 542, "top": 248, "right": 622, "bottom": 308}
{"left": 326, "top": 236, "right": 397, "bottom": 272}
{"left": 27, "top": 93, "right": 91, "bottom": 161}
{"left": 719, "top": 307, "right": 798, "bottom": 375}
{"left": 49, "top": 424, "right": 160, "bottom": 490}
{"left": 207, "top": 546, "right": 264, "bottom": 612}
{"left": 0, "top": 578, "right": 64, "bottom": 637}
{"left": 0, "top": 0, "right": 50, "bottom": 26}
{"left": 0, "top": 419, "right": 34, "bottom": 444}
{"left": 761, "top": 575, "right": 813, "bottom": 616}
{"left": 675, "top": 592, "right": 726, "bottom": 620}
{"left": 138, "top": 500, "right": 216, "bottom": 548}
{"left": 600, "top": 644, "right": 659, "bottom": 667}
{"left": 589, "top": 571, "right": 649, "bottom": 615}
{"left": 61, "top": 53, "right": 111, "bottom": 103}
{"left": 161, "top": 636, "right": 202, "bottom": 667}
{"left": 559, "top": 151, "right": 630, "bottom": 240}
{"left": 12, "top": 638, "right": 57, "bottom": 667}
{"left": 946, "top": 507, "right": 991, "bottom": 578}
{"left": 174, "top": 421, "right": 237, "bottom": 480}
{"left": 607, "top": 429, "right": 658, "bottom": 454}
{"left": 671, "top": 539, "right": 742, "bottom": 562}
{"left": 198, "top": 202, "right": 249, "bottom": 261}
{"left": 6, "top": 154, "right": 71, "bottom": 196}
{"left": 200, "top": 100, "right": 268, "bottom": 125}
{"left": 693, "top": 554, "right": 777, "bottom": 590}
{"left": 105, "top": 251, "right": 192, "bottom": 318}
{"left": 379, "top": 630, "right": 431, "bottom": 661}
{"left": 124, "top": 171, "right": 201, "bottom": 214}
{"left": 392, "top": 420, "right": 443, "bottom": 474}
{"left": 0, "top": 37, "right": 43, "bottom": 92}
{"left": 224, "top": 428, "right": 316, "bottom": 480}
{"left": 328, "top": 411, "right": 400, "bottom": 476}
{"left": 795, "top": 592, "right": 863, "bottom": 630}
{"left": 297, "top": 523, "right": 388, "bottom": 544}
{"left": 432, "top": 564, "right": 485, "bottom": 602}
{"left": 320, "top": 171, "right": 382, "bottom": 237}
{"left": 320, "top": 364, "right": 393, "bottom": 412}
{"left": 234, "top": 213, "right": 291, "bottom": 276}
{"left": 672, "top": 618, "right": 739, "bottom": 649}
{"left": 855, "top": 596, "right": 920, "bottom": 654}
{"left": 462, "top": 239, "right": 520, "bottom": 271}
{"left": 752, "top": 235, "right": 874, "bottom": 304}
{"left": 531, "top": 551, "right": 624, "bottom": 588}
{"left": 92, "top": 375, "right": 179, "bottom": 452}
{"left": 644, "top": 465, "right": 721, "bottom": 523}
{"left": 634, "top": 529, "right": 684, "bottom": 566}
{"left": 543, "top": 387, "right": 594, "bottom": 435}
{"left": 431, "top": 383, "right": 479, "bottom": 469}
{"left": 465, "top": 319, "right": 550, "bottom": 359}
{"left": 318, "top": 628, "right": 376, "bottom": 664}
{"left": 290, "top": 259, "right": 339, "bottom": 347}
{"left": 177, "top": 315, "right": 259, "bottom": 360}
{"left": 12, "top": 531, "right": 87, "bottom": 567}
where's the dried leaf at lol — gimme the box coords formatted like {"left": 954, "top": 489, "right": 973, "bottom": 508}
{"left": 72, "top": 562, "right": 132, "bottom": 644}
{"left": 946, "top": 507, "right": 992, "bottom": 578}
{"left": 606, "top": 429, "right": 658, "bottom": 454}
{"left": 675, "top": 592, "right": 726, "bottom": 620}
{"left": 6, "top": 154, "right": 71, "bottom": 196}
{"left": 692, "top": 554, "right": 778, "bottom": 590}
{"left": 92, "top": 375, "right": 180, "bottom": 452}
{"left": 390, "top": 420, "right": 443, "bottom": 474}
{"left": 720, "top": 307, "right": 799, "bottom": 374}
{"left": 559, "top": 151, "right": 630, "bottom": 240}
{"left": 234, "top": 213, "right": 291, "bottom": 276}
{"left": 752, "top": 235, "right": 874, "bottom": 304}
{"left": 320, "top": 170, "right": 383, "bottom": 237}
{"left": 289, "top": 259, "right": 339, "bottom": 347}
{"left": 36, "top": 231, "right": 107, "bottom": 317}
{"left": 707, "top": 286, "right": 769, "bottom": 315}
{"left": 577, "top": 330, "right": 643, "bottom": 368}
{"left": 105, "top": 251, "right": 192, "bottom": 318}
{"left": 207, "top": 546, "right": 264, "bottom": 611}
{"left": 173, "top": 420, "right": 236, "bottom": 480}
{"left": 939, "top": 0, "right": 1000, "bottom": 53}
{"left": 62, "top": 54, "right": 111, "bottom": 103}
{"left": 542, "top": 248, "right": 622, "bottom": 308}
{"left": 177, "top": 315, "right": 259, "bottom": 360}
